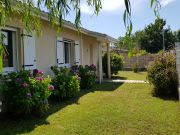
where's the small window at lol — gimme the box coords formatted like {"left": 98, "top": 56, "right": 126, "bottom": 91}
{"left": 1, "top": 29, "right": 17, "bottom": 73}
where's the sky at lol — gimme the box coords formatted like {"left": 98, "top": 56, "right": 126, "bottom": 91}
{"left": 64, "top": 0, "right": 180, "bottom": 39}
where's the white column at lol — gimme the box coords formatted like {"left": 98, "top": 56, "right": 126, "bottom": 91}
{"left": 98, "top": 42, "right": 103, "bottom": 83}
{"left": 107, "top": 42, "right": 111, "bottom": 79}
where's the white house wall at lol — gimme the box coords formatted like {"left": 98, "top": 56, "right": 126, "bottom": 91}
{"left": 5, "top": 14, "right": 100, "bottom": 76}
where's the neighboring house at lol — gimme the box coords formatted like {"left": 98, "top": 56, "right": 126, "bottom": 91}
{"left": 1, "top": 11, "right": 117, "bottom": 83}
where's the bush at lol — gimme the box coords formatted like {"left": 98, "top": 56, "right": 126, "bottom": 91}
{"left": 132, "top": 63, "right": 138, "bottom": 73}
{"left": 102, "top": 53, "right": 124, "bottom": 77}
{"left": 71, "top": 64, "right": 97, "bottom": 89}
{"left": 0, "top": 70, "right": 53, "bottom": 116}
{"left": 147, "top": 53, "right": 178, "bottom": 98}
{"left": 51, "top": 66, "right": 80, "bottom": 100}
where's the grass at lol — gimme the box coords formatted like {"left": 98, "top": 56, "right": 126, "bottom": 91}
{"left": 113, "top": 71, "right": 148, "bottom": 80}
{"left": 0, "top": 83, "right": 180, "bottom": 135}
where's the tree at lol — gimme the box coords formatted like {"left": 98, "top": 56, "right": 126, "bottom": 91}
{"left": 142, "top": 18, "right": 175, "bottom": 53}
{"left": 133, "top": 18, "right": 175, "bottom": 53}
{"left": 174, "top": 30, "right": 180, "bottom": 42}
{"left": 114, "top": 37, "right": 124, "bottom": 50}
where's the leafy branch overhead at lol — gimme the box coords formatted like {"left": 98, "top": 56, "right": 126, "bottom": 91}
{"left": 0, "top": 0, "right": 102, "bottom": 32}
{"left": 123, "top": 0, "right": 160, "bottom": 36}
{"left": 0, "top": 0, "right": 160, "bottom": 34}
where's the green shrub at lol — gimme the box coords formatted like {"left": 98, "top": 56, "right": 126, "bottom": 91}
{"left": 0, "top": 70, "right": 53, "bottom": 116}
{"left": 71, "top": 64, "right": 97, "bottom": 89}
{"left": 102, "top": 53, "right": 124, "bottom": 77}
{"left": 132, "top": 63, "right": 138, "bottom": 73}
{"left": 147, "top": 53, "right": 178, "bottom": 98}
{"left": 51, "top": 66, "right": 80, "bottom": 100}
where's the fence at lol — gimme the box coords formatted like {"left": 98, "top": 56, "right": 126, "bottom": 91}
{"left": 120, "top": 53, "right": 157, "bottom": 70}
{"left": 175, "top": 42, "right": 180, "bottom": 100}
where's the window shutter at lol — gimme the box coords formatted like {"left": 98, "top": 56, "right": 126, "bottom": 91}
{"left": 23, "top": 30, "right": 36, "bottom": 70}
{"left": 56, "top": 37, "right": 64, "bottom": 67}
{"left": 75, "top": 41, "right": 80, "bottom": 65}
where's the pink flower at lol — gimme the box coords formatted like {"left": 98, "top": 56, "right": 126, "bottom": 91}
{"left": 26, "top": 92, "right": 32, "bottom": 98}
{"left": 38, "top": 70, "right": 44, "bottom": 76}
{"left": 22, "top": 83, "right": 28, "bottom": 88}
{"left": 36, "top": 77, "right": 44, "bottom": 81}
{"left": 48, "top": 85, "right": 54, "bottom": 91}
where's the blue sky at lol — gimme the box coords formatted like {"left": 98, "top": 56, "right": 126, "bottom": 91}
{"left": 65, "top": 0, "right": 180, "bottom": 39}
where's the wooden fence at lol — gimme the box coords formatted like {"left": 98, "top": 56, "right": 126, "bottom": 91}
{"left": 175, "top": 42, "right": 180, "bottom": 100}
{"left": 120, "top": 53, "right": 157, "bottom": 70}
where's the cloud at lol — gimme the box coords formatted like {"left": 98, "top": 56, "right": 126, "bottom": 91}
{"left": 160, "top": 0, "right": 176, "bottom": 7}
{"left": 80, "top": 0, "right": 124, "bottom": 14}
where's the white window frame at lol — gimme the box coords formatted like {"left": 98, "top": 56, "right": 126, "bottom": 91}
{"left": 1, "top": 27, "right": 18, "bottom": 74}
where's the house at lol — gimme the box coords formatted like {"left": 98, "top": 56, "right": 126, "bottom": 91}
{"left": 1, "top": 11, "right": 117, "bottom": 83}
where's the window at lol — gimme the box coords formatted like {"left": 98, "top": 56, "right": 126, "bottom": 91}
{"left": 2, "top": 31, "right": 13, "bottom": 67}
{"left": 1, "top": 29, "right": 17, "bottom": 73}
{"left": 64, "top": 42, "right": 70, "bottom": 64}
{"left": 63, "top": 39, "right": 73, "bottom": 67}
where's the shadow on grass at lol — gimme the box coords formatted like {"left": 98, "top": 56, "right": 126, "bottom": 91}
{"left": 0, "top": 82, "right": 123, "bottom": 135}
{"left": 153, "top": 94, "right": 179, "bottom": 101}
{"left": 151, "top": 89, "right": 179, "bottom": 101}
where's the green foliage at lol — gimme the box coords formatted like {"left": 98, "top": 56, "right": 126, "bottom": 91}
{"left": 139, "top": 50, "right": 148, "bottom": 55}
{"left": 71, "top": 64, "right": 97, "bottom": 89}
{"left": 147, "top": 53, "right": 178, "bottom": 98}
{"left": 132, "top": 63, "right": 138, "bottom": 73}
{"left": 138, "top": 18, "right": 175, "bottom": 53}
{"left": 78, "top": 65, "right": 96, "bottom": 89}
{"left": 174, "top": 29, "right": 180, "bottom": 42}
{"left": 51, "top": 66, "right": 80, "bottom": 100}
{"left": 121, "top": 18, "right": 176, "bottom": 53}
{"left": 0, "top": 70, "right": 53, "bottom": 116}
{"left": 102, "top": 53, "right": 124, "bottom": 76}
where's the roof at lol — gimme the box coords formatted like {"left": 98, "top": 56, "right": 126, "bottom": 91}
{"left": 39, "top": 10, "right": 118, "bottom": 43}
{"left": 13, "top": 0, "right": 117, "bottom": 43}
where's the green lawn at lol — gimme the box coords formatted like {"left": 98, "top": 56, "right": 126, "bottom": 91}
{"left": 113, "top": 71, "right": 148, "bottom": 80}
{"left": 0, "top": 83, "right": 180, "bottom": 135}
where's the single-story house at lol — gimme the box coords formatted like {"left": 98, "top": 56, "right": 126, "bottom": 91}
{"left": 1, "top": 11, "right": 117, "bottom": 83}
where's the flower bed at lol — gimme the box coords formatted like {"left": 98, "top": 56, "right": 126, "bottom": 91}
{"left": 0, "top": 64, "right": 97, "bottom": 116}
{"left": 71, "top": 64, "right": 97, "bottom": 89}
{"left": 0, "top": 70, "right": 53, "bottom": 116}
{"left": 51, "top": 66, "right": 80, "bottom": 101}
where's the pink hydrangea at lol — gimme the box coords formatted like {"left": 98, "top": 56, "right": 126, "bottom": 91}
{"left": 48, "top": 85, "right": 54, "bottom": 91}
{"left": 38, "top": 70, "right": 44, "bottom": 76}
{"left": 22, "top": 83, "right": 28, "bottom": 88}
{"left": 36, "top": 77, "right": 44, "bottom": 81}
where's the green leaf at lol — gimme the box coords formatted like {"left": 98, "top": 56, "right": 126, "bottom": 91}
{"left": 151, "top": 0, "right": 155, "bottom": 7}
{"left": 124, "top": 0, "right": 130, "bottom": 14}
